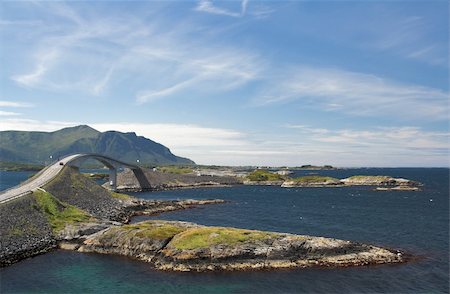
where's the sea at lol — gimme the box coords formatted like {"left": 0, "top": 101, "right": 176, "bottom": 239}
{"left": 0, "top": 168, "right": 449, "bottom": 293}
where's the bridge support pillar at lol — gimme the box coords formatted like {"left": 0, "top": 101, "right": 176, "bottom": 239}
{"left": 109, "top": 168, "right": 117, "bottom": 191}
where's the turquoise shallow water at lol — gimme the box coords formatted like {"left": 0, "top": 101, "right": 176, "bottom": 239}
{"left": 1, "top": 168, "right": 449, "bottom": 293}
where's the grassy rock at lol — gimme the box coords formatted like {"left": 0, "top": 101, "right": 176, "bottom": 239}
{"left": 78, "top": 220, "right": 405, "bottom": 272}
{"left": 282, "top": 176, "right": 342, "bottom": 187}
{"left": 245, "top": 170, "right": 285, "bottom": 182}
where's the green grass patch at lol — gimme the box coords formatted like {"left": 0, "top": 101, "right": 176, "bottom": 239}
{"left": 246, "top": 170, "right": 285, "bottom": 182}
{"left": 158, "top": 166, "right": 194, "bottom": 174}
{"left": 34, "top": 190, "right": 92, "bottom": 233}
{"left": 292, "top": 175, "right": 340, "bottom": 183}
{"left": 110, "top": 192, "right": 133, "bottom": 201}
{"left": 120, "top": 221, "right": 187, "bottom": 239}
{"left": 171, "top": 227, "right": 275, "bottom": 250}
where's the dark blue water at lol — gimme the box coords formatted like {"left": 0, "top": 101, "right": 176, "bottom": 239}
{"left": 1, "top": 168, "right": 449, "bottom": 293}
{"left": 0, "top": 171, "right": 36, "bottom": 191}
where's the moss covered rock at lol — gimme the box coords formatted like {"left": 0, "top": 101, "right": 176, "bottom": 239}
{"left": 79, "top": 220, "right": 406, "bottom": 272}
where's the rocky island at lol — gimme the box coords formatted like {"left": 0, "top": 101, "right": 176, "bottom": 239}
{"left": 73, "top": 220, "right": 405, "bottom": 272}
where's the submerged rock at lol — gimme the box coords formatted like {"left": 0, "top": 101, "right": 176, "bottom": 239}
{"left": 77, "top": 220, "right": 405, "bottom": 272}
{"left": 375, "top": 186, "right": 420, "bottom": 191}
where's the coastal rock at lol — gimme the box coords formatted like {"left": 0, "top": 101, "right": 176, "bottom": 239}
{"left": 281, "top": 176, "right": 342, "bottom": 187}
{"left": 243, "top": 180, "right": 284, "bottom": 186}
{"left": 57, "top": 222, "right": 114, "bottom": 241}
{"left": 0, "top": 194, "right": 56, "bottom": 267}
{"left": 78, "top": 220, "right": 405, "bottom": 272}
{"left": 375, "top": 186, "right": 420, "bottom": 191}
{"left": 341, "top": 176, "right": 420, "bottom": 187}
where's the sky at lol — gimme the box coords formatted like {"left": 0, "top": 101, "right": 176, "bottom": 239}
{"left": 0, "top": 0, "right": 448, "bottom": 167}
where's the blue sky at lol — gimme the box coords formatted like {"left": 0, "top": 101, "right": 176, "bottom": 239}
{"left": 0, "top": 0, "right": 448, "bottom": 166}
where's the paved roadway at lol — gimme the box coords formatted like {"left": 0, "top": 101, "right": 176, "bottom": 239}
{"left": 0, "top": 154, "right": 81, "bottom": 204}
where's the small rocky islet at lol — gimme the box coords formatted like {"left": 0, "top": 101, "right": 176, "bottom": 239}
{"left": 67, "top": 220, "right": 405, "bottom": 272}
{"left": 1, "top": 166, "right": 415, "bottom": 270}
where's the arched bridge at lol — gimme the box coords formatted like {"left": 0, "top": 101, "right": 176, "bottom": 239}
{"left": 0, "top": 153, "right": 150, "bottom": 204}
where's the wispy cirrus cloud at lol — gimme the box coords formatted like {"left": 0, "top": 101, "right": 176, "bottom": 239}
{"left": 371, "top": 15, "right": 448, "bottom": 66}
{"left": 10, "top": 2, "right": 263, "bottom": 103}
{"left": 0, "top": 101, "right": 34, "bottom": 108}
{"left": 256, "top": 67, "right": 449, "bottom": 120}
{"left": 0, "top": 100, "right": 33, "bottom": 117}
{"left": 287, "top": 124, "right": 449, "bottom": 154}
{"left": 0, "top": 111, "right": 21, "bottom": 116}
{"left": 195, "top": 0, "right": 249, "bottom": 17}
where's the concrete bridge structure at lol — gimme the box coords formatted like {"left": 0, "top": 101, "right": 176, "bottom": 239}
{"left": 0, "top": 153, "right": 150, "bottom": 204}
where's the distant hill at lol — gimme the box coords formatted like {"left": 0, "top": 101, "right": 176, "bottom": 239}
{"left": 0, "top": 125, "right": 194, "bottom": 166}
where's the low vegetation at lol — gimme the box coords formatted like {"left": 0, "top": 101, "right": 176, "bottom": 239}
{"left": 158, "top": 166, "right": 194, "bottom": 174}
{"left": 171, "top": 227, "right": 275, "bottom": 250}
{"left": 33, "top": 190, "right": 92, "bottom": 233}
{"left": 291, "top": 175, "right": 340, "bottom": 183}
{"left": 110, "top": 192, "right": 133, "bottom": 201}
{"left": 121, "top": 222, "right": 187, "bottom": 239}
{"left": 246, "top": 170, "right": 285, "bottom": 182}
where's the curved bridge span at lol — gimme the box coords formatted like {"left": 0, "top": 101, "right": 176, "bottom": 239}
{"left": 0, "top": 153, "right": 149, "bottom": 204}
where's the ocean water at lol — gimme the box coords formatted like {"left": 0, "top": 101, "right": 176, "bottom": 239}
{"left": 1, "top": 168, "right": 449, "bottom": 293}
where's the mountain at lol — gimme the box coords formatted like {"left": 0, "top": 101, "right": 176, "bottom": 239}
{"left": 0, "top": 125, "right": 194, "bottom": 166}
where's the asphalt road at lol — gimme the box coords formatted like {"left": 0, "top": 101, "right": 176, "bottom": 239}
{"left": 0, "top": 154, "right": 81, "bottom": 204}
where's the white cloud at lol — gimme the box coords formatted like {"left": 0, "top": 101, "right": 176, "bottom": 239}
{"left": 256, "top": 67, "right": 449, "bottom": 120}
{"left": 0, "top": 111, "right": 21, "bottom": 116}
{"left": 12, "top": 49, "right": 60, "bottom": 87}
{"left": 0, "top": 119, "right": 77, "bottom": 132}
{"left": 288, "top": 124, "right": 449, "bottom": 155}
{"left": 371, "top": 15, "right": 447, "bottom": 66}
{"left": 195, "top": 0, "right": 248, "bottom": 17}
{"left": 0, "top": 101, "right": 34, "bottom": 108}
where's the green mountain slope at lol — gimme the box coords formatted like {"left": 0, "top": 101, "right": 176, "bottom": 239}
{"left": 0, "top": 125, "right": 194, "bottom": 166}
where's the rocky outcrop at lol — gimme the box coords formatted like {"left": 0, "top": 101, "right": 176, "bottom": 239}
{"left": 114, "top": 168, "right": 242, "bottom": 192}
{"left": 0, "top": 193, "right": 56, "bottom": 267}
{"left": 76, "top": 220, "right": 406, "bottom": 272}
{"left": 341, "top": 176, "right": 421, "bottom": 187}
{"left": 375, "top": 186, "right": 420, "bottom": 191}
{"left": 281, "top": 176, "right": 342, "bottom": 187}
{"left": 44, "top": 166, "right": 129, "bottom": 221}
{"left": 243, "top": 180, "right": 285, "bottom": 186}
